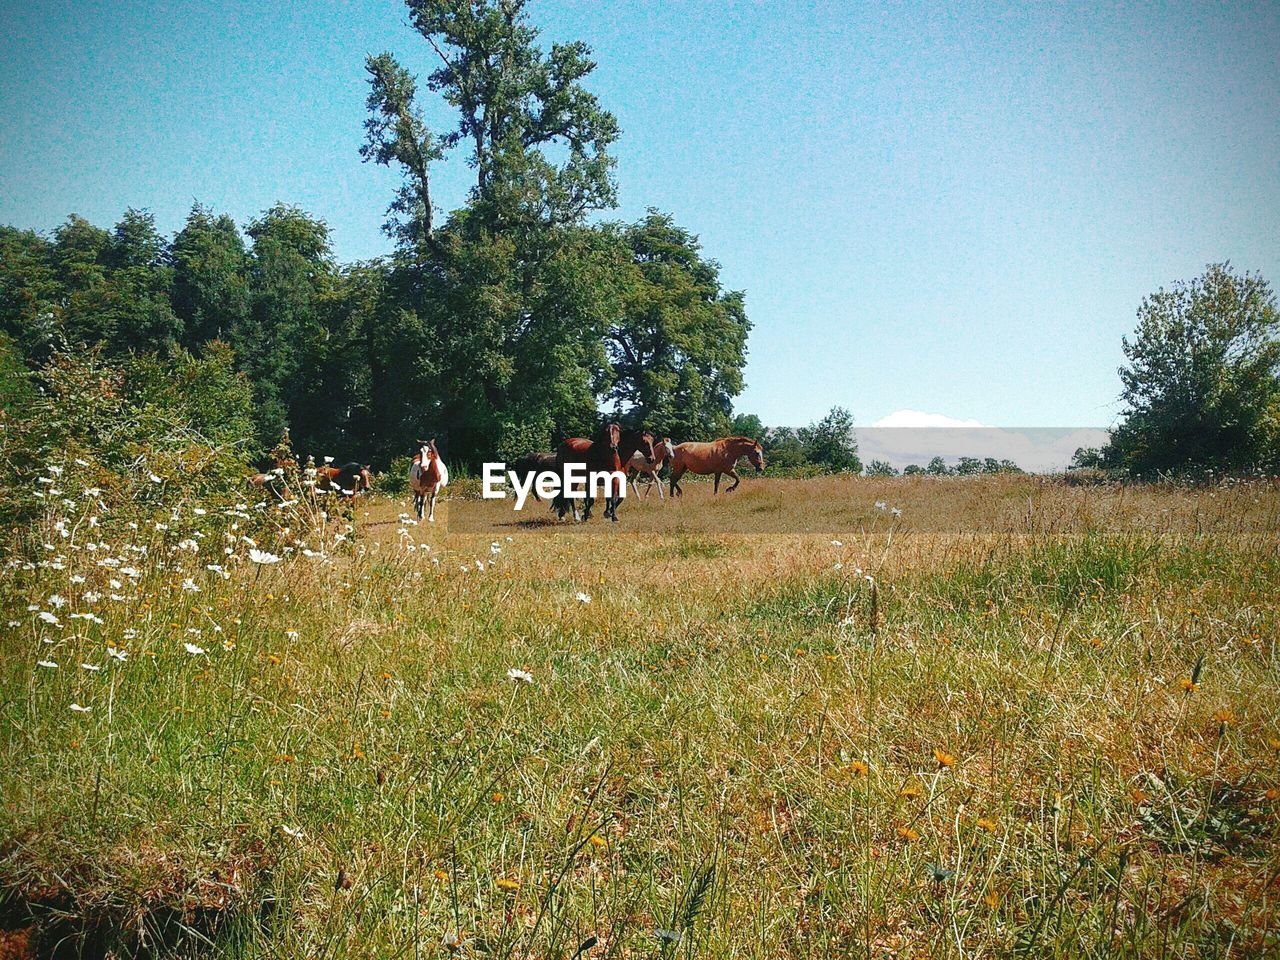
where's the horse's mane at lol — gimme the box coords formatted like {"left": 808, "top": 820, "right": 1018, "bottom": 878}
{"left": 723, "top": 436, "right": 761, "bottom": 446}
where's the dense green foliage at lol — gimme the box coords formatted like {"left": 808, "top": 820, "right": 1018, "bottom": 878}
{"left": 0, "top": 0, "right": 751, "bottom": 471}
{"left": 0, "top": 337, "right": 265, "bottom": 539}
{"left": 731, "top": 406, "right": 862, "bottom": 476}
{"left": 1076, "top": 263, "right": 1280, "bottom": 477}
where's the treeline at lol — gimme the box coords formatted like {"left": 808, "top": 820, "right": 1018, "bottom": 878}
{"left": 728, "top": 407, "right": 1022, "bottom": 477}
{"left": 0, "top": 0, "right": 749, "bottom": 471}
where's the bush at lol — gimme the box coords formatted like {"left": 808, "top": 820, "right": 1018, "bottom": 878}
{"left": 0, "top": 344, "right": 266, "bottom": 550}
{"left": 379, "top": 456, "right": 414, "bottom": 495}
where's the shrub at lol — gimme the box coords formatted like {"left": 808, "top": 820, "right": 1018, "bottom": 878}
{"left": 0, "top": 344, "right": 265, "bottom": 550}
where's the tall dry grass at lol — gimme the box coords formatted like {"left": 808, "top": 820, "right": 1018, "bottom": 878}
{"left": 2, "top": 475, "right": 1277, "bottom": 957}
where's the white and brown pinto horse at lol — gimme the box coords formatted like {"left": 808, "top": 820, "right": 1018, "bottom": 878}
{"left": 628, "top": 436, "right": 676, "bottom": 499}
{"left": 408, "top": 439, "right": 448, "bottom": 521}
{"left": 669, "top": 436, "right": 765, "bottom": 496}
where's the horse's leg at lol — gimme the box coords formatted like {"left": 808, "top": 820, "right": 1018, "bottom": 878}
{"left": 714, "top": 472, "right": 721, "bottom": 494}
{"left": 581, "top": 494, "right": 592, "bottom": 522}
{"left": 413, "top": 492, "right": 423, "bottom": 520}
{"left": 726, "top": 468, "right": 741, "bottom": 493}
{"left": 670, "top": 466, "right": 684, "bottom": 498}
{"left": 655, "top": 470, "right": 664, "bottom": 500}
{"left": 427, "top": 487, "right": 437, "bottom": 522}
{"left": 631, "top": 475, "right": 642, "bottom": 500}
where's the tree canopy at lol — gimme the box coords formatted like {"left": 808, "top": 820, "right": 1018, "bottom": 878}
{"left": 0, "top": 0, "right": 753, "bottom": 471}
{"left": 1085, "top": 263, "right": 1280, "bottom": 476}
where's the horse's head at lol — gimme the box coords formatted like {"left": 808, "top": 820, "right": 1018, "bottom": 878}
{"left": 415, "top": 439, "right": 437, "bottom": 464}
{"left": 636, "top": 430, "right": 656, "bottom": 462}
{"left": 660, "top": 437, "right": 676, "bottom": 461}
{"left": 358, "top": 466, "right": 374, "bottom": 492}
{"left": 747, "top": 440, "right": 766, "bottom": 474}
{"left": 599, "top": 422, "right": 621, "bottom": 451}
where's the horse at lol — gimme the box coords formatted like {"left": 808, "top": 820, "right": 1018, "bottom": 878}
{"left": 627, "top": 437, "right": 676, "bottom": 500}
{"left": 669, "top": 436, "right": 765, "bottom": 496}
{"left": 554, "top": 423, "right": 655, "bottom": 522}
{"left": 248, "top": 452, "right": 298, "bottom": 492}
{"left": 316, "top": 463, "right": 373, "bottom": 496}
{"left": 408, "top": 439, "right": 448, "bottom": 521}
{"left": 510, "top": 452, "right": 558, "bottom": 503}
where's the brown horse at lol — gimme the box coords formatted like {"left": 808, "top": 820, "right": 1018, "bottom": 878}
{"left": 315, "top": 463, "right": 373, "bottom": 496}
{"left": 248, "top": 453, "right": 298, "bottom": 491}
{"left": 669, "top": 436, "right": 765, "bottom": 496}
{"left": 554, "top": 423, "right": 655, "bottom": 522}
{"left": 628, "top": 437, "right": 676, "bottom": 500}
{"left": 409, "top": 440, "right": 448, "bottom": 521}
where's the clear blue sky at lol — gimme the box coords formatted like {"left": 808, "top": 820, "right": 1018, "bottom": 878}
{"left": 2, "top": 0, "right": 1277, "bottom": 428}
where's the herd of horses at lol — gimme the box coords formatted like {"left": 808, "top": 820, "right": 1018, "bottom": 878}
{"left": 252, "top": 425, "right": 767, "bottom": 525}
{"left": 505, "top": 429, "right": 766, "bottom": 521}
{"left": 410, "top": 426, "right": 766, "bottom": 523}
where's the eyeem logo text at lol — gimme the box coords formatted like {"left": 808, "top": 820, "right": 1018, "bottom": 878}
{"left": 482, "top": 463, "right": 627, "bottom": 510}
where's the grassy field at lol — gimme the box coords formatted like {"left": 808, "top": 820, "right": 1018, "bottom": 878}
{"left": 2, "top": 475, "right": 1279, "bottom": 958}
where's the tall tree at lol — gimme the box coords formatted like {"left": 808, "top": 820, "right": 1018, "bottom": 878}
{"left": 407, "top": 0, "right": 619, "bottom": 227}
{"left": 604, "top": 212, "right": 749, "bottom": 439}
{"left": 171, "top": 203, "right": 250, "bottom": 347}
{"left": 361, "top": 53, "right": 444, "bottom": 263}
{"left": 1105, "top": 263, "right": 1280, "bottom": 474}
{"left": 103, "top": 209, "right": 180, "bottom": 353}
{"left": 361, "top": 0, "right": 627, "bottom": 465}
{"left": 234, "top": 204, "right": 336, "bottom": 444}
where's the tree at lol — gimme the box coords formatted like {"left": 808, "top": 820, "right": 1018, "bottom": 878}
{"left": 0, "top": 226, "right": 59, "bottom": 361}
{"left": 357, "top": 0, "right": 631, "bottom": 466}
{"left": 361, "top": 53, "right": 444, "bottom": 263}
{"left": 406, "top": 0, "right": 619, "bottom": 227}
{"left": 1071, "top": 447, "right": 1106, "bottom": 469}
{"left": 864, "top": 459, "right": 897, "bottom": 476}
{"left": 171, "top": 203, "right": 250, "bottom": 347}
{"left": 233, "top": 204, "right": 336, "bottom": 444}
{"left": 605, "top": 212, "right": 749, "bottom": 440}
{"left": 926, "top": 456, "right": 950, "bottom": 476}
{"left": 800, "top": 406, "right": 861, "bottom": 472}
{"left": 756, "top": 426, "right": 801, "bottom": 469}
{"left": 1103, "top": 263, "right": 1280, "bottom": 475}
{"left": 730, "top": 412, "right": 767, "bottom": 440}
{"left": 36, "top": 211, "right": 180, "bottom": 356}
{"left": 103, "top": 209, "right": 181, "bottom": 353}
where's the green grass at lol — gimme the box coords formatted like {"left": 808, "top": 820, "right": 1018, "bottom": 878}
{"left": 2, "top": 476, "right": 1278, "bottom": 958}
